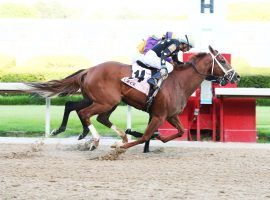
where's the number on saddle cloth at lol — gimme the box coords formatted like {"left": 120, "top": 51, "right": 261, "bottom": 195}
{"left": 131, "top": 61, "right": 153, "bottom": 82}
{"left": 120, "top": 60, "right": 160, "bottom": 97}
{"left": 134, "top": 69, "right": 145, "bottom": 82}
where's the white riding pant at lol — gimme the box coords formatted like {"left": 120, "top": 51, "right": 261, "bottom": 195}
{"left": 143, "top": 50, "right": 174, "bottom": 73}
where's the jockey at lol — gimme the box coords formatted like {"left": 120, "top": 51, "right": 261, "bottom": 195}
{"left": 144, "top": 35, "right": 194, "bottom": 88}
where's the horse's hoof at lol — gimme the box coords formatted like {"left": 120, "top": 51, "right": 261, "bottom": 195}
{"left": 50, "top": 127, "right": 65, "bottom": 136}
{"left": 50, "top": 129, "right": 61, "bottom": 136}
{"left": 78, "top": 130, "right": 89, "bottom": 140}
{"left": 122, "top": 134, "right": 129, "bottom": 143}
{"left": 50, "top": 129, "right": 57, "bottom": 136}
{"left": 89, "top": 138, "right": 100, "bottom": 151}
{"left": 110, "top": 141, "right": 124, "bottom": 149}
{"left": 89, "top": 145, "right": 96, "bottom": 151}
{"left": 78, "top": 134, "right": 85, "bottom": 140}
{"left": 78, "top": 133, "right": 87, "bottom": 140}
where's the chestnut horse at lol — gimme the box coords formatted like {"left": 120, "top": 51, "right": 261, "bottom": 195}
{"left": 28, "top": 46, "right": 240, "bottom": 150}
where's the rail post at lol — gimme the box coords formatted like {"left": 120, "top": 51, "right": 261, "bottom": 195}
{"left": 45, "top": 97, "right": 51, "bottom": 137}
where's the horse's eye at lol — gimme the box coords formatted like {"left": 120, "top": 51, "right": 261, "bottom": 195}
{"left": 220, "top": 59, "right": 226, "bottom": 64}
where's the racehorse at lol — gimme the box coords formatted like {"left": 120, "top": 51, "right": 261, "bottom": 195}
{"left": 48, "top": 78, "right": 153, "bottom": 151}
{"left": 27, "top": 46, "right": 240, "bottom": 150}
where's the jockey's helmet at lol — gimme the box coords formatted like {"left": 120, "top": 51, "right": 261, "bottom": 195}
{"left": 179, "top": 35, "right": 195, "bottom": 48}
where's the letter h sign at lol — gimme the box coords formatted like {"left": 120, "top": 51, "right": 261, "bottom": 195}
{"left": 201, "top": 0, "right": 214, "bottom": 13}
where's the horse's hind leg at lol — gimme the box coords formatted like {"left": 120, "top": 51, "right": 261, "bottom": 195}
{"left": 51, "top": 98, "right": 92, "bottom": 137}
{"left": 78, "top": 103, "right": 116, "bottom": 151}
{"left": 97, "top": 105, "right": 128, "bottom": 143}
{"left": 156, "top": 115, "right": 184, "bottom": 142}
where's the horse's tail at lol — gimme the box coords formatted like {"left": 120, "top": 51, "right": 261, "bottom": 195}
{"left": 26, "top": 69, "right": 88, "bottom": 97}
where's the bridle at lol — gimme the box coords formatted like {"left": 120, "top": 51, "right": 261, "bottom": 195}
{"left": 209, "top": 51, "right": 236, "bottom": 82}
{"left": 189, "top": 51, "right": 236, "bottom": 86}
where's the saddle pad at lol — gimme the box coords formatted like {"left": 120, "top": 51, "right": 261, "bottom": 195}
{"left": 121, "top": 62, "right": 153, "bottom": 95}
{"left": 121, "top": 77, "right": 150, "bottom": 96}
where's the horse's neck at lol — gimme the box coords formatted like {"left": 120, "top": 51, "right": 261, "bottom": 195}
{"left": 174, "top": 62, "right": 210, "bottom": 98}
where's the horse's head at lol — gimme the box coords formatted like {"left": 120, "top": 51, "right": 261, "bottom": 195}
{"left": 207, "top": 45, "right": 240, "bottom": 86}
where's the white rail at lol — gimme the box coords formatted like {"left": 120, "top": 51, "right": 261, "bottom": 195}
{"left": 215, "top": 87, "right": 270, "bottom": 98}
{"left": 0, "top": 82, "right": 51, "bottom": 137}
{"left": 0, "top": 82, "right": 32, "bottom": 91}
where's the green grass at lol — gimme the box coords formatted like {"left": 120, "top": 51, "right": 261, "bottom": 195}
{"left": 256, "top": 106, "right": 270, "bottom": 142}
{"left": 0, "top": 105, "right": 269, "bottom": 142}
{"left": 0, "top": 105, "right": 148, "bottom": 138}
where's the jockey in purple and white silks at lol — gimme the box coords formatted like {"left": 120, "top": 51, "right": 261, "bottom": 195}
{"left": 144, "top": 35, "right": 194, "bottom": 89}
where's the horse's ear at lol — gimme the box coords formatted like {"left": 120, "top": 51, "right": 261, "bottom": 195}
{"left": 208, "top": 45, "right": 214, "bottom": 54}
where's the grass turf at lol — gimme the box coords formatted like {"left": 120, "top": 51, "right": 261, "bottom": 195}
{"left": 0, "top": 105, "right": 269, "bottom": 142}
{"left": 0, "top": 105, "right": 148, "bottom": 138}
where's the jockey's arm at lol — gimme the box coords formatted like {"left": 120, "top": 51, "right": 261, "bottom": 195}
{"left": 160, "top": 44, "right": 177, "bottom": 66}
{"left": 172, "top": 54, "right": 183, "bottom": 65}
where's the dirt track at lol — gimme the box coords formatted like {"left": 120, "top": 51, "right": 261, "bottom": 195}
{"left": 1, "top": 140, "right": 270, "bottom": 200}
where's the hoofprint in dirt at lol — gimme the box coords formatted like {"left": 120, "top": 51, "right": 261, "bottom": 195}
{"left": 0, "top": 139, "right": 270, "bottom": 200}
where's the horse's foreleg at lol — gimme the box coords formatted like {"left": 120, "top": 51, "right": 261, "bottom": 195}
{"left": 97, "top": 105, "right": 128, "bottom": 143}
{"left": 156, "top": 115, "right": 184, "bottom": 143}
{"left": 51, "top": 98, "right": 92, "bottom": 137}
{"left": 121, "top": 116, "right": 164, "bottom": 149}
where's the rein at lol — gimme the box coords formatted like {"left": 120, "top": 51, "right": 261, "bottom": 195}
{"left": 187, "top": 60, "right": 219, "bottom": 82}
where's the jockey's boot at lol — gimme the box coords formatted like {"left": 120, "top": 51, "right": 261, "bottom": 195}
{"left": 147, "top": 67, "right": 168, "bottom": 89}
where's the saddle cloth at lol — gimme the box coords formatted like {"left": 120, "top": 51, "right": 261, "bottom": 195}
{"left": 121, "top": 62, "right": 153, "bottom": 95}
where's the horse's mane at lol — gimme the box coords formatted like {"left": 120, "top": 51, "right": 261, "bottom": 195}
{"left": 174, "top": 52, "right": 208, "bottom": 70}
{"left": 189, "top": 52, "right": 208, "bottom": 61}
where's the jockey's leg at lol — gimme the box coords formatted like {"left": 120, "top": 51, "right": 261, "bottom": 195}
{"left": 156, "top": 115, "right": 184, "bottom": 142}
{"left": 78, "top": 103, "right": 114, "bottom": 151}
{"left": 96, "top": 105, "right": 128, "bottom": 143}
{"left": 51, "top": 98, "right": 92, "bottom": 136}
{"left": 147, "top": 67, "right": 168, "bottom": 88}
{"left": 147, "top": 61, "right": 173, "bottom": 89}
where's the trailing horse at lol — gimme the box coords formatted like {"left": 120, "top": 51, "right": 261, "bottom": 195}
{"left": 27, "top": 46, "right": 240, "bottom": 150}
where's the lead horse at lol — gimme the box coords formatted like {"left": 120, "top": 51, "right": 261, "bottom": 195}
{"left": 28, "top": 46, "right": 240, "bottom": 150}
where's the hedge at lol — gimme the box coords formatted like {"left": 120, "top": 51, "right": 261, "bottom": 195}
{"left": 0, "top": 94, "right": 83, "bottom": 105}
{"left": 237, "top": 75, "right": 270, "bottom": 106}
{"left": 238, "top": 75, "right": 270, "bottom": 88}
{"left": 0, "top": 73, "right": 45, "bottom": 82}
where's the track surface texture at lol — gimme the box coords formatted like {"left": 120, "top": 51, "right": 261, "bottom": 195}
{"left": 0, "top": 138, "right": 270, "bottom": 200}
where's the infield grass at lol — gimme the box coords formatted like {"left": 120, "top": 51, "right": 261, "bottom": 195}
{"left": 0, "top": 105, "right": 148, "bottom": 138}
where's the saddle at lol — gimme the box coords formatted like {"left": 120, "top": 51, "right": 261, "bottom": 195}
{"left": 121, "top": 60, "right": 159, "bottom": 112}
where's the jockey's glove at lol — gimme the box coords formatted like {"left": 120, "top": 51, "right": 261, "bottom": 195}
{"left": 161, "top": 65, "right": 166, "bottom": 69}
